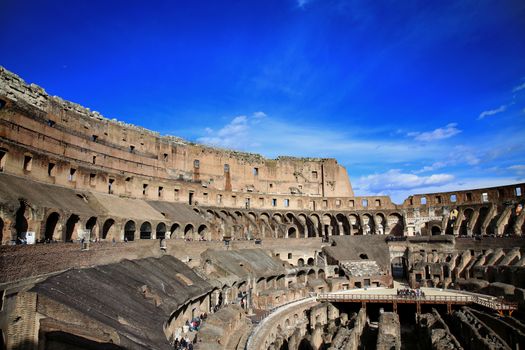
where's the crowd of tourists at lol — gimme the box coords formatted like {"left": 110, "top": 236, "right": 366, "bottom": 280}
{"left": 397, "top": 288, "right": 425, "bottom": 298}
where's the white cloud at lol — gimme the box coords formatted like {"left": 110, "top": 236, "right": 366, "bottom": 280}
{"left": 354, "top": 169, "right": 455, "bottom": 194}
{"left": 196, "top": 111, "right": 445, "bottom": 163}
{"left": 513, "top": 82, "right": 525, "bottom": 93}
{"left": 296, "top": 0, "right": 313, "bottom": 8}
{"left": 407, "top": 123, "right": 461, "bottom": 142}
{"left": 413, "top": 161, "right": 447, "bottom": 173}
{"left": 508, "top": 165, "right": 525, "bottom": 176}
{"left": 478, "top": 105, "right": 506, "bottom": 120}
{"left": 198, "top": 115, "right": 251, "bottom": 149}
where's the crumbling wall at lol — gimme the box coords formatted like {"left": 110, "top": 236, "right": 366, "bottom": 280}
{"left": 376, "top": 312, "right": 400, "bottom": 350}
{"left": 419, "top": 309, "right": 463, "bottom": 350}
{"left": 448, "top": 307, "right": 511, "bottom": 350}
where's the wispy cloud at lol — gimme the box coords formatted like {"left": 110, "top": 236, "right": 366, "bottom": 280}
{"left": 354, "top": 169, "right": 455, "bottom": 193}
{"left": 413, "top": 161, "right": 447, "bottom": 174}
{"left": 196, "top": 112, "right": 446, "bottom": 164}
{"left": 478, "top": 105, "right": 506, "bottom": 120}
{"left": 198, "top": 113, "right": 261, "bottom": 149}
{"left": 407, "top": 123, "right": 461, "bottom": 142}
{"left": 513, "top": 82, "right": 525, "bottom": 93}
{"left": 508, "top": 165, "right": 525, "bottom": 176}
{"left": 296, "top": 0, "right": 313, "bottom": 8}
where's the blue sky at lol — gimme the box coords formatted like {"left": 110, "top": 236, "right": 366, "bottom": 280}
{"left": 2, "top": 0, "right": 525, "bottom": 203}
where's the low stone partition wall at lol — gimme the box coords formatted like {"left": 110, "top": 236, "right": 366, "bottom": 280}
{"left": 0, "top": 237, "right": 325, "bottom": 285}
{"left": 419, "top": 309, "right": 462, "bottom": 350}
{"left": 376, "top": 312, "right": 400, "bottom": 350}
{"left": 194, "top": 305, "right": 251, "bottom": 350}
{"left": 448, "top": 307, "right": 511, "bottom": 350}
{"left": 247, "top": 297, "right": 318, "bottom": 350}
{"left": 328, "top": 308, "right": 366, "bottom": 350}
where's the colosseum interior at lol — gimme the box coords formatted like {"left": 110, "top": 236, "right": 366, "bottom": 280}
{"left": 1, "top": 66, "right": 525, "bottom": 350}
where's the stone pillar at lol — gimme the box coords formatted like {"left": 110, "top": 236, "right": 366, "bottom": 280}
{"left": 327, "top": 225, "right": 333, "bottom": 237}
{"left": 338, "top": 222, "right": 344, "bottom": 235}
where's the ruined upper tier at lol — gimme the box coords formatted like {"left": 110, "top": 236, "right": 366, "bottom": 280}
{"left": 0, "top": 66, "right": 354, "bottom": 207}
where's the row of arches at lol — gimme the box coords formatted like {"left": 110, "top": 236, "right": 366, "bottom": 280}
{"left": 429, "top": 205, "right": 524, "bottom": 236}
{"left": 6, "top": 208, "right": 210, "bottom": 243}
{"left": 123, "top": 220, "right": 208, "bottom": 241}
{"left": 203, "top": 208, "right": 405, "bottom": 239}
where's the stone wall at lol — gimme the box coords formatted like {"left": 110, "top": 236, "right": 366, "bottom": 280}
{"left": 376, "top": 312, "right": 400, "bottom": 350}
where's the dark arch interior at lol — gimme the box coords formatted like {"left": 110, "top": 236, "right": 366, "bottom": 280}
{"left": 156, "top": 222, "right": 166, "bottom": 239}
{"left": 124, "top": 221, "right": 135, "bottom": 241}
{"left": 15, "top": 201, "right": 28, "bottom": 240}
{"left": 65, "top": 214, "right": 80, "bottom": 242}
{"left": 44, "top": 212, "right": 60, "bottom": 241}
{"left": 140, "top": 222, "right": 152, "bottom": 239}
{"left": 102, "top": 219, "right": 115, "bottom": 239}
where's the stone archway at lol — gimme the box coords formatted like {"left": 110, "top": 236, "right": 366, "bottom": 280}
{"left": 156, "top": 222, "right": 166, "bottom": 239}
{"left": 102, "top": 218, "right": 116, "bottom": 240}
{"left": 391, "top": 256, "right": 408, "bottom": 280}
{"left": 184, "top": 224, "right": 194, "bottom": 238}
{"left": 198, "top": 224, "right": 208, "bottom": 240}
{"left": 140, "top": 222, "right": 152, "bottom": 239}
{"left": 85, "top": 216, "right": 98, "bottom": 239}
{"left": 65, "top": 214, "right": 80, "bottom": 242}
{"left": 387, "top": 213, "right": 403, "bottom": 236}
{"left": 44, "top": 212, "right": 60, "bottom": 241}
{"left": 124, "top": 220, "right": 136, "bottom": 241}
{"left": 170, "top": 223, "right": 181, "bottom": 239}
{"left": 15, "top": 201, "right": 28, "bottom": 241}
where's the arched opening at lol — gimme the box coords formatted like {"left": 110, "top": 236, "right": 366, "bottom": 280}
{"left": 349, "top": 214, "right": 360, "bottom": 235}
{"left": 362, "top": 214, "right": 375, "bottom": 235}
{"left": 297, "top": 258, "right": 305, "bottom": 267}
{"left": 336, "top": 213, "right": 350, "bottom": 235}
{"left": 85, "top": 217, "right": 97, "bottom": 239}
{"left": 156, "top": 222, "right": 166, "bottom": 239}
{"left": 460, "top": 209, "right": 474, "bottom": 236}
{"left": 391, "top": 256, "right": 407, "bottom": 280}
{"left": 322, "top": 214, "right": 333, "bottom": 237}
{"left": 44, "top": 212, "right": 60, "bottom": 241}
{"left": 375, "top": 213, "right": 386, "bottom": 235}
{"left": 287, "top": 227, "right": 297, "bottom": 238}
{"left": 184, "top": 224, "right": 194, "bottom": 238}
{"left": 387, "top": 213, "right": 404, "bottom": 236}
{"left": 140, "top": 222, "right": 152, "bottom": 239}
{"left": 65, "top": 214, "right": 80, "bottom": 242}
{"left": 474, "top": 207, "right": 489, "bottom": 235}
{"left": 318, "top": 269, "right": 325, "bottom": 279}
{"left": 170, "top": 223, "right": 180, "bottom": 238}
{"left": 431, "top": 226, "right": 442, "bottom": 235}
{"left": 307, "top": 269, "right": 316, "bottom": 281}
{"left": 102, "top": 219, "right": 115, "bottom": 239}
{"left": 15, "top": 201, "right": 28, "bottom": 240}
{"left": 359, "top": 253, "right": 369, "bottom": 259}
{"left": 198, "top": 224, "right": 208, "bottom": 238}
{"left": 310, "top": 214, "right": 321, "bottom": 237}
{"left": 307, "top": 257, "right": 314, "bottom": 266}
{"left": 124, "top": 220, "right": 136, "bottom": 241}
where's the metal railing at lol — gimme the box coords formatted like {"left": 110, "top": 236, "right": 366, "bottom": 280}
{"left": 317, "top": 293, "right": 518, "bottom": 311}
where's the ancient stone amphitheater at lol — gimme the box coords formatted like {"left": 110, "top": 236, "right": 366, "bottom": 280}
{"left": 0, "top": 66, "right": 524, "bottom": 350}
